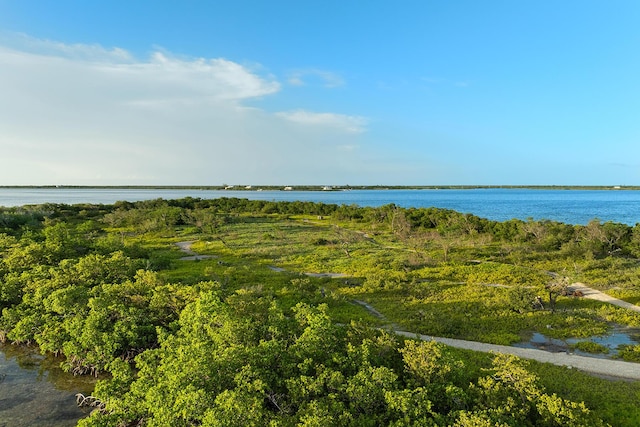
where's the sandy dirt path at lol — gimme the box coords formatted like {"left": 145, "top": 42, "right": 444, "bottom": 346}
{"left": 175, "top": 241, "right": 196, "bottom": 254}
{"left": 393, "top": 330, "right": 640, "bottom": 380}
{"left": 569, "top": 283, "right": 640, "bottom": 312}
{"left": 175, "top": 241, "right": 216, "bottom": 260}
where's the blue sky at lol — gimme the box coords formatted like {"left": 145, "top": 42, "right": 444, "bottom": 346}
{"left": 1, "top": 1, "right": 639, "bottom": 186}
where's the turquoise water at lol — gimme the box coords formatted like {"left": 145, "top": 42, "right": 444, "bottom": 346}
{"left": 1, "top": 187, "right": 640, "bottom": 225}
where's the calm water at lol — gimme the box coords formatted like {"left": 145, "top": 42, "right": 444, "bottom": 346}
{"left": 0, "top": 345, "right": 97, "bottom": 427}
{"left": 514, "top": 327, "right": 640, "bottom": 360}
{"left": 1, "top": 187, "right": 640, "bottom": 225}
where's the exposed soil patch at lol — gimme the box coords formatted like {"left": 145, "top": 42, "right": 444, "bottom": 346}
{"left": 305, "top": 272, "right": 349, "bottom": 278}
{"left": 175, "top": 241, "right": 216, "bottom": 261}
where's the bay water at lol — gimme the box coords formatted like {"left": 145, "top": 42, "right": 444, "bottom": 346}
{"left": 1, "top": 187, "right": 640, "bottom": 225}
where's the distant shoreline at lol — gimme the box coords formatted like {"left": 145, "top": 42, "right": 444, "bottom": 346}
{"left": 3, "top": 185, "right": 639, "bottom": 225}
{"left": 0, "top": 185, "right": 637, "bottom": 191}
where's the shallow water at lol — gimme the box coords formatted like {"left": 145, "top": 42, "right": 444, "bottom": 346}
{"left": 514, "top": 327, "right": 640, "bottom": 359}
{"left": 0, "top": 345, "right": 97, "bottom": 427}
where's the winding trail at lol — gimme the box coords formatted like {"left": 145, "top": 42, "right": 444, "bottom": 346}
{"left": 393, "top": 330, "right": 640, "bottom": 380}
{"left": 175, "top": 241, "right": 216, "bottom": 261}
{"left": 355, "top": 289, "right": 640, "bottom": 381}
{"left": 176, "top": 241, "right": 640, "bottom": 380}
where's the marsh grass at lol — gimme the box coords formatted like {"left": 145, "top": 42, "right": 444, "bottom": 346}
{"left": 111, "top": 206, "right": 640, "bottom": 424}
{"left": 570, "top": 341, "right": 610, "bottom": 354}
{"left": 138, "top": 214, "right": 637, "bottom": 346}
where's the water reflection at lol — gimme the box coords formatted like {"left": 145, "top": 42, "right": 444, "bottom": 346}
{"left": 0, "top": 344, "right": 98, "bottom": 427}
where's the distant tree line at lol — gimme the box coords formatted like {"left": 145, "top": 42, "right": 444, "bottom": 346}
{"left": 2, "top": 198, "right": 639, "bottom": 260}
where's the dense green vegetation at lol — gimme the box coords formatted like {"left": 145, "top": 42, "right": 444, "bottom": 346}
{"left": 1, "top": 198, "right": 640, "bottom": 426}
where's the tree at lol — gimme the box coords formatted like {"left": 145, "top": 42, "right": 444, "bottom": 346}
{"left": 546, "top": 275, "right": 570, "bottom": 313}
{"left": 391, "top": 207, "right": 412, "bottom": 240}
{"left": 580, "top": 219, "right": 631, "bottom": 258}
{"left": 507, "top": 286, "right": 537, "bottom": 314}
{"left": 467, "top": 353, "right": 604, "bottom": 426}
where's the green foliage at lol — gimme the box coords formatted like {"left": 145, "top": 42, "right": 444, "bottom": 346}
{"left": 77, "top": 295, "right": 605, "bottom": 427}
{"left": 529, "top": 360, "right": 640, "bottom": 426}
{"left": 0, "top": 207, "right": 47, "bottom": 234}
{"left": 507, "top": 286, "right": 538, "bottom": 313}
{"left": 0, "top": 198, "right": 637, "bottom": 426}
{"left": 617, "top": 344, "right": 640, "bottom": 362}
{"left": 569, "top": 341, "right": 609, "bottom": 354}
{"left": 465, "top": 262, "right": 547, "bottom": 288}
{"left": 467, "top": 353, "right": 605, "bottom": 426}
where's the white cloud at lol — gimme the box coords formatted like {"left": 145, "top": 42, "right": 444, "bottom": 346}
{"left": 276, "top": 110, "right": 367, "bottom": 134}
{"left": 0, "top": 35, "right": 378, "bottom": 185}
{"left": 122, "top": 52, "right": 282, "bottom": 101}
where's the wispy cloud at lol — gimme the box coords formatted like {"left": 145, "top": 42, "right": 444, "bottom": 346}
{"left": 1, "top": 31, "right": 134, "bottom": 62}
{"left": 276, "top": 110, "right": 367, "bottom": 134}
{"left": 287, "top": 68, "right": 345, "bottom": 88}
